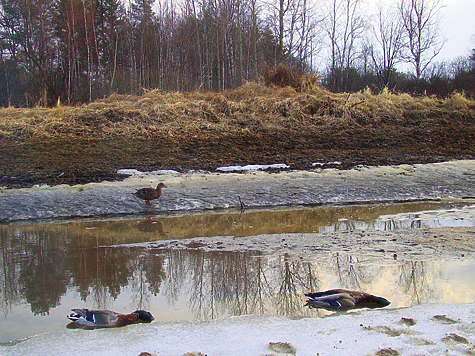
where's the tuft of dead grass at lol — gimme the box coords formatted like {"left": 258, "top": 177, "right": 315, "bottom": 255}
{"left": 0, "top": 81, "right": 474, "bottom": 142}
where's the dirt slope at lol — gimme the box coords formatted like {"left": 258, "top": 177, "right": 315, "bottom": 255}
{"left": 1, "top": 83, "right": 474, "bottom": 187}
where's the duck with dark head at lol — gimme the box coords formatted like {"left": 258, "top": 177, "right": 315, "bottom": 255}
{"left": 305, "top": 289, "right": 390, "bottom": 311}
{"left": 67, "top": 309, "right": 154, "bottom": 329}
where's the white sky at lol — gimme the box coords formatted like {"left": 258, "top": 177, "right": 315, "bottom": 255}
{"left": 364, "top": 0, "right": 475, "bottom": 62}
{"left": 438, "top": 0, "right": 475, "bottom": 61}
{"left": 305, "top": 0, "right": 475, "bottom": 69}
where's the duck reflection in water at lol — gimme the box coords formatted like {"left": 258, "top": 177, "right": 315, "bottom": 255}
{"left": 305, "top": 289, "right": 390, "bottom": 311}
{"left": 137, "top": 216, "right": 168, "bottom": 237}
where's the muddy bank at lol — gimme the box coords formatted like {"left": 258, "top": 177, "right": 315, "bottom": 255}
{"left": 2, "top": 81, "right": 475, "bottom": 189}
{"left": 1, "top": 160, "right": 475, "bottom": 222}
{"left": 1, "top": 124, "right": 474, "bottom": 188}
{"left": 146, "top": 224, "right": 475, "bottom": 263}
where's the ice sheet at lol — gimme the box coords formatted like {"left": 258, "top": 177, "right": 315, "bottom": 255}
{"left": 2, "top": 303, "right": 474, "bottom": 356}
{"left": 2, "top": 160, "right": 475, "bottom": 222}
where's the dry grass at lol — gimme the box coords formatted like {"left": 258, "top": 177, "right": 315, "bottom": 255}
{"left": 1, "top": 79, "right": 474, "bottom": 141}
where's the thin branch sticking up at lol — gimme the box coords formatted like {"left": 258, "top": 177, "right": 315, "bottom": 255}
{"left": 238, "top": 195, "right": 246, "bottom": 211}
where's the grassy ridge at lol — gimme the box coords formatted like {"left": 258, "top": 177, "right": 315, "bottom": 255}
{"left": 1, "top": 81, "right": 474, "bottom": 141}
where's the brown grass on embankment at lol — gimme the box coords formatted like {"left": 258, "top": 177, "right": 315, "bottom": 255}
{"left": 0, "top": 80, "right": 474, "bottom": 141}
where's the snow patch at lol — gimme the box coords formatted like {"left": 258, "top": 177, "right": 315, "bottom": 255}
{"left": 3, "top": 303, "right": 475, "bottom": 356}
{"left": 117, "top": 169, "right": 179, "bottom": 175}
{"left": 216, "top": 163, "right": 290, "bottom": 172}
{"left": 312, "top": 161, "right": 342, "bottom": 166}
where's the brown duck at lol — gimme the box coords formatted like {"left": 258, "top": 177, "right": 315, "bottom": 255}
{"left": 134, "top": 182, "right": 167, "bottom": 205}
{"left": 305, "top": 289, "right": 390, "bottom": 311}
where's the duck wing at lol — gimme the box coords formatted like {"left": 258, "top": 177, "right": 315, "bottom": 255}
{"left": 134, "top": 188, "right": 152, "bottom": 197}
{"left": 305, "top": 292, "right": 356, "bottom": 311}
{"left": 68, "top": 309, "right": 119, "bottom": 328}
{"left": 134, "top": 188, "right": 160, "bottom": 201}
{"left": 305, "top": 289, "right": 349, "bottom": 299}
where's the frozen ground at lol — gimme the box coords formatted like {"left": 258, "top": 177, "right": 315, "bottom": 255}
{"left": 1, "top": 160, "right": 475, "bottom": 355}
{"left": 1, "top": 160, "right": 475, "bottom": 222}
{"left": 2, "top": 303, "right": 475, "bottom": 356}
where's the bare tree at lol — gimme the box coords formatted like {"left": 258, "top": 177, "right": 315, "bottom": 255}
{"left": 264, "top": 0, "right": 292, "bottom": 63}
{"left": 286, "top": 0, "right": 322, "bottom": 71}
{"left": 323, "top": 0, "right": 341, "bottom": 91}
{"left": 323, "top": 0, "right": 366, "bottom": 91}
{"left": 398, "top": 0, "right": 446, "bottom": 79}
{"left": 370, "top": 2, "right": 405, "bottom": 89}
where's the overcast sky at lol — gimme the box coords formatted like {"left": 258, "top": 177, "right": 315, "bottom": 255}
{"left": 438, "top": 0, "right": 475, "bottom": 61}
{"left": 364, "top": 0, "right": 475, "bottom": 62}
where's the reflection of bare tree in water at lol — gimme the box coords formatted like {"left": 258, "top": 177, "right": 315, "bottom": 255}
{"left": 170, "top": 249, "right": 272, "bottom": 319}
{"left": 275, "top": 257, "right": 299, "bottom": 315}
{"left": 15, "top": 228, "right": 69, "bottom": 315}
{"left": 333, "top": 253, "right": 370, "bottom": 290}
{"left": 130, "top": 255, "right": 150, "bottom": 309}
{"left": 397, "top": 261, "right": 434, "bottom": 304}
{"left": 130, "top": 250, "right": 166, "bottom": 310}
{"left": 302, "top": 260, "right": 320, "bottom": 293}
{"left": 188, "top": 249, "right": 211, "bottom": 318}
{"left": 143, "top": 251, "right": 166, "bottom": 297}
{"left": 70, "top": 241, "right": 134, "bottom": 309}
{"left": 274, "top": 255, "right": 320, "bottom": 316}
{"left": 165, "top": 249, "right": 190, "bottom": 304}
{"left": 0, "top": 228, "right": 22, "bottom": 316}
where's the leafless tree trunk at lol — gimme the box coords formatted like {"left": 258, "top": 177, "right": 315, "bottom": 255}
{"left": 340, "top": 0, "right": 365, "bottom": 91}
{"left": 370, "top": 2, "right": 405, "bottom": 89}
{"left": 82, "top": 0, "right": 92, "bottom": 102}
{"left": 398, "top": 0, "right": 445, "bottom": 79}
{"left": 324, "top": 0, "right": 341, "bottom": 91}
{"left": 294, "top": 0, "right": 322, "bottom": 70}
{"left": 324, "top": 0, "right": 365, "bottom": 92}
{"left": 249, "top": 0, "right": 258, "bottom": 79}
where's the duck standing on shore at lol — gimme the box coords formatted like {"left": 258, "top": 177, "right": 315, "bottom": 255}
{"left": 67, "top": 309, "right": 154, "bottom": 329}
{"left": 305, "top": 289, "right": 390, "bottom": 311}
{"left": 134, "top": 182, "right": 167, "bottom": 205}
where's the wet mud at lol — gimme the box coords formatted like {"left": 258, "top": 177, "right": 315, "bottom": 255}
{"left": 1, "top": 120, "right": 475, "bottom": 188}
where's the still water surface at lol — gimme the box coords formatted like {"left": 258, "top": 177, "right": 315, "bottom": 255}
{"left": 1, "top": 201, "right": 475, "bottom": 343}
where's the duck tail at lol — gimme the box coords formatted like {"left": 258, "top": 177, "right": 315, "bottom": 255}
{"left": 68, "top": 309, "right": 94, "bottom": 322}
{"left": 67, "top": 314, "right": 79, "bottom": 322}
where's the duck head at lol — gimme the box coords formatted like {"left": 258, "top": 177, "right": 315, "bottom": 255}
{"left": 367, "top": 295, "right": 391, "bottom": 308}
{"left": 133, "top": 310, "right": 154, "bottom": 323}
{"left": 156, "top": 182, "right": 167, "bottom": 190}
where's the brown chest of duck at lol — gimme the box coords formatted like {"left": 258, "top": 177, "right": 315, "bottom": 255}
{"left": 134, "top": 182, "right": 167, "bottom": 205}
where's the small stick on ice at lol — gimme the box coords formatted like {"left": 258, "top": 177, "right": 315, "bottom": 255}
{"left": 238, "top": 195, "right": 246, "bottom": 210}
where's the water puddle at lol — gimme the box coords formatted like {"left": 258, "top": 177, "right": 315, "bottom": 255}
{"left": 1, "top": 200, "right": 475, "bottom": 343}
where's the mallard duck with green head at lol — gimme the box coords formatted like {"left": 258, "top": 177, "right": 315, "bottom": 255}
{"left": 305, "top": 289, "right": 390, "bottom": 311}
{"left": 67, "top": 309, "right": 154, "bottom": 329}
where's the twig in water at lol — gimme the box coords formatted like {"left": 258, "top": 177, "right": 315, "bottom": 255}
{"left": 238, "top": 195, "right": 246, "bottom": 210}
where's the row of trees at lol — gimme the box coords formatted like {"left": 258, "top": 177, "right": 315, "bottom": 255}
{"left": 320, "top": 49, "right": 475, "bottom": 97}
{"left": 0, "top": 0, "right": 473, "bottom": 107}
